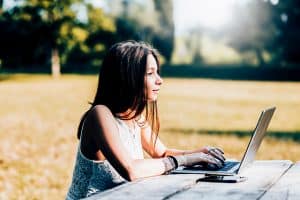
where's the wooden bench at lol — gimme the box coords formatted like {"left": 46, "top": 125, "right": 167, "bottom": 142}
{"left": 84, "top": 160, "right": 300, "bottom": 199}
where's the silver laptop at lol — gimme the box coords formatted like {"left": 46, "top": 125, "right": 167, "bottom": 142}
{"left": 172, "top": 107, "right": 276, "bottom": 176}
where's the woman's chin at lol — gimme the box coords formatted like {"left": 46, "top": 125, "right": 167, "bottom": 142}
{"left": 147, "top": 96, "right": 158, "bottom": 102}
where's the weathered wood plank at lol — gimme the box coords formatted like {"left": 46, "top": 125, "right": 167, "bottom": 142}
{"left": 260, "top": 161, "right": 300, "bottom": 200}
{"left": 169, "top": 160, "right": 292, "bottom": 200}
{"left": 84, "top": 173, "right": 205, "bottom": 200}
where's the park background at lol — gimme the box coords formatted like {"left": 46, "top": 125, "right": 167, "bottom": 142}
{"left": 0, "top": 0, "right": 300, "bottom": 199}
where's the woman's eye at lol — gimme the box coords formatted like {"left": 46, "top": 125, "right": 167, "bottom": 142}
{"left": 147, "top": 72, "right": 153, "bottom": 75}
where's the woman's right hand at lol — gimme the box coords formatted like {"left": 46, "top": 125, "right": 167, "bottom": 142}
{"left": 173, "top": 152, "right": 224, "bottom": 168}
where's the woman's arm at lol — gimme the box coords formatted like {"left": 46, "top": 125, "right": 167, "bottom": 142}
{"left": 87, "top": 105, "right": 171, "bottom": 181}
{"left": 140, "top": 121, "right": 225, "bottom": 162}
{"left": 163, "top": 147, "right": 221, "bottom": 156}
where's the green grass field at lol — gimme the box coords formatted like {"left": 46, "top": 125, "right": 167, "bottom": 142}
{"left": 0, "top": 74, "right": 299, "bottom": 199}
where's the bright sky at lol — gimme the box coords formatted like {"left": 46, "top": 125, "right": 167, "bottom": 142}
{"left": 174, "top": 0, "right": 232, "bottom": 34}
{"left": 173, "top": 0, "right": 252, "bottom": 35}
{"left": 2, "top": 0, "right": 22, "bottom": 10}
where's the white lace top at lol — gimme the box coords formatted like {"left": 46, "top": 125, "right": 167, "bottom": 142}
{"left": 66, "top": 117, "right": 144, "bottom": 200}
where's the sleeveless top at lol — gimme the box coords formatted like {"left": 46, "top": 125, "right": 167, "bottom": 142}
{"left": 66, "top": 117, "right": 144, "bottom": 200}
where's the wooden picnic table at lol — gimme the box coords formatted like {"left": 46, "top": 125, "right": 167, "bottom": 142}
{"left": 85, "top": 160, "right": 300, "bottom": 200}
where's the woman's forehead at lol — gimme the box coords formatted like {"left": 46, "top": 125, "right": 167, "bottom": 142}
{"left": 146, "top": 54, "right": 158, "bottom": 70}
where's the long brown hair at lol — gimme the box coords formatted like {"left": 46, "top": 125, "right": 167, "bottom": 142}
{"left": 77, "top": 40, "right": 161, "bottom": 149}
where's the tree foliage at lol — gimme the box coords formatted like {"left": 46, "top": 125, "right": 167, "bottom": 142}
{"left": 271, "top": 0, "right": 300, "bottom": 65}
{"left": 0, "top": 0, "right": 115, "bottom": 73}
{"left": 0, "top": 0, "right": 174, "bottom": 72}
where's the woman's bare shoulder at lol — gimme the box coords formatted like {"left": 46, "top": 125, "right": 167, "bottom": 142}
{"left": 87, "top": 105, "right": 115, "bottom": 124}
{"left": 88, "top": 105, "right": 112, "bottom": 117}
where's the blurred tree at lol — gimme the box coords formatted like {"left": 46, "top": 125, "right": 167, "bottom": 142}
{"left": 106, "top": 0, "right": 158, "bottom": 42}
{"left": 270, "top": 0, "right": 300, "bottom": 66}
{"left": 0, "top": 0, "right": 82, "bottom": 77}
{"left": 0, "top": 5, "right": 49, "bottom": 69}
{"left": 185, "top": 28, "right": 204, "bottom": 65}
{"left": 223, "top": 0, "right": 300, "bottom": 67}
{"left": 105, "top": 0, "right": 174, "bottom": 63}
{"left": 26, "top": 0, "right": 82, "bottom": 78}
{"left": 153, "top": 0, "right": 174, "bottom": 63}
{"left": 224, "top": 1, "right": 275, "bottom": 66}
{"left": 67, "top": 3, "right": 115, "bottom": 69}
{"left": 0, "top": 0, "right": 115, "bottom": 74}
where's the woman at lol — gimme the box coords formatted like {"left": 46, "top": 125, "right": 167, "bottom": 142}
{"left": 66, "top": 40, "right": 225, "bottom": 199}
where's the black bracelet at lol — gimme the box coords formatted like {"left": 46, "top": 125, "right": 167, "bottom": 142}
{"left": 167, "top": 156, "right": 178, "bottom": 169}
{"left": 163, "top": 157, "right": 175, "bottom": 174}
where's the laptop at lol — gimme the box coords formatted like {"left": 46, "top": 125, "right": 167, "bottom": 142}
{"left": 172, "top": 107, "right": 276, "bottom": 176}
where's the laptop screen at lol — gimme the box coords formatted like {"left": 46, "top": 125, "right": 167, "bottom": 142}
{"left": 237, "top": 107, "right": 276, "bottom": 174}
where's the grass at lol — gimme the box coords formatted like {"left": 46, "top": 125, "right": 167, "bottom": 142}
{"left": 0, "top": 74, "right": 300, "bottom": 199}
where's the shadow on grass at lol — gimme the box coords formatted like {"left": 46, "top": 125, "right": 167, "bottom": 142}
{"left": 0, "top": 74, "right": 11, "bottom": 81}
{"left": 165, "top": 128, "right": 300, "bottom": 143}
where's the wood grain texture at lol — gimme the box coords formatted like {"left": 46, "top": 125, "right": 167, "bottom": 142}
{"left": 260, "top": 161, "right": 300, "bottom": 200}
{"left": 169, "top": 160, "right": 292, "bottom": 200}
{"left": 84, "top": 160, "right": 296, "bottom": 200}
{"left": 84, "top": 173, "right": 205, "bottom": 200}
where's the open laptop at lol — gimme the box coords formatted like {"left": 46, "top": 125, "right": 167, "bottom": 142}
{"left": 172, "top": 107, "right": 276, "bottom": 176}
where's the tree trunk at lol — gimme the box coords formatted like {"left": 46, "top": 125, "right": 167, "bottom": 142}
{"left": 255, "top": 48, "right": 265, "bottom": 67}
{"left": 51, "top": 48, "right": 61, "bottom": 78}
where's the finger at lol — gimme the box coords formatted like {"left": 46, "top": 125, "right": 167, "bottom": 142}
{"left": 203, "top": 146, "right": 212, "bottom": 154}
{"left": 208, "top": 150, "right": 221, "bottom": 160}
{"left": 206, "top": 146, "right": 224, "bottom": 154}
{"left": 201, "top": 154, "right": 216, "bottom": 163}
{"left": 213, "top": 148, "right": 225, "bottom": 159}
{"left": 212, "top": 157, "right": 224, "bottom": 168}
{"left": 211, "top": 158, "right": 223, "bottom": 168}
{"left": 215, "top": 147, "right": 224, "bottom": 154}
{"left": 211, "top": 153, "right": 225, "bottom": 164}
{"left": 208, "top": 149, "right": 226, "bottom": 163}
{"left": 215, "top": 151, "right": 226, "bottom": 162}
{"left": 203, "top": 154, "right": 223, "bottom": 167}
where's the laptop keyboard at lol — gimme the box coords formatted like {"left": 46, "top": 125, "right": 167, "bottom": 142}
{"left": 183, "top": 161, "right": 240, "bottom": 172}
{"left": 218, "top": 161, "right": 240, "bottom": 171}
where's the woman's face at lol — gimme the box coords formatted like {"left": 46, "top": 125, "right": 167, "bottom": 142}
{"left": 145, "top": 54, "right": 163, "bottom": 101}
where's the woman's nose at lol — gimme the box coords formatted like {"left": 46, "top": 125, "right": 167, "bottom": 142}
{"left": 156, "top": 74, "right": 163, "bottom": 85}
